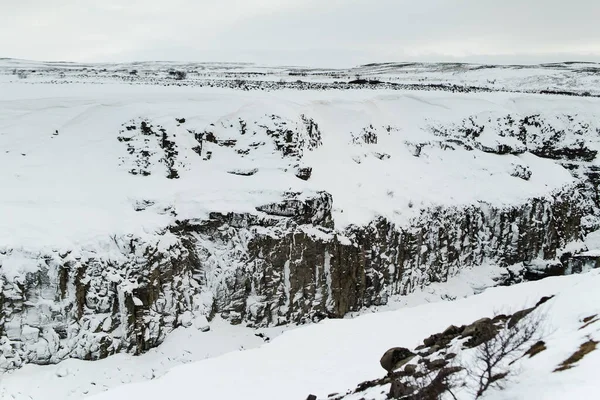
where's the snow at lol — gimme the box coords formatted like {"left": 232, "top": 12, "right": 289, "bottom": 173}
{"left": 0, "top": 82, "right": 591, "bottom": 258}
{"left": 1, "top": 61, "right": 600, "bottom": 400}
{"left": 0, "top": 317, "right": 288, "bottom": 400}
{"left": 2, "top": 59, "right": 600, "bottom": 96}
{"left": 76, "top": 270, "right": 599, "bottom": 400}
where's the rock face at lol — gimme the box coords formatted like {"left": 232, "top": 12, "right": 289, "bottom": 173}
{"left": 0, "top": 233, "right": 200, "bottom": 369}
{"left": 1, "top": 184, "right": 588, "bottom": 370}
{"left": 1, "top": 110, "right": 599, "bottom": 371}
{"left": 190, "top": 185, "right": 588, "bottom": 328}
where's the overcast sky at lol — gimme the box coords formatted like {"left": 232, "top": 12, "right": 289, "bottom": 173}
{"left": 1, "top": 0, "right": 599, "bottom": 67}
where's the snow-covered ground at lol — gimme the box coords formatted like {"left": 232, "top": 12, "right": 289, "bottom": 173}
{"left": 1, "top": 62, "right": 600, "bottom": 399}
{"left": 28, "top": 269, "right": 597, "bottom": 400}
{"left": 2, "top": 83, "right": 596, "bottom": 255}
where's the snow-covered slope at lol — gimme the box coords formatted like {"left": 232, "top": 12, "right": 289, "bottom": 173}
{"left": 71, "top": 270, "right": 599, "bottom": 400}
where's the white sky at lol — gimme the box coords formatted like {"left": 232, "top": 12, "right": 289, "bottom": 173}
{"left": 1, "top": 0, "right": 599, "bottom": 67}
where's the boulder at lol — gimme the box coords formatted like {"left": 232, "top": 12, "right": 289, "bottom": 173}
{"left": 380, "top": 347, "right": 416, "bottom": 372}
{"left": 507, "top": 307, "right": 534, "bottom": 328}
{"left": 295, "top": 166, "right": 312, "bottom": 181}
{"left": 462, "top": 318, "right": 498, "bottom": 348}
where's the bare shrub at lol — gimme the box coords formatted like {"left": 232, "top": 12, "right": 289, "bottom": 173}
{"left": 466, "top": 310, "right": 545, "bottom": 398}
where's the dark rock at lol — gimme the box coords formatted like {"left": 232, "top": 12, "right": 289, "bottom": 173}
{"left": 423, "top": 334, "right": 440, "bottom": 347}
{"left": 511, "top": 164, "right": 533, "bottom": 180}
{"left": 306, "top": 395, "right": 317, "bottom": 400}
{"left": 389, "top": 380, "right": 414, "bottom": 398}
{"left": 427, "top": 358, "right": 448, "bottom": 371}
{"left": 393, "top": 366, "right": 462, "bottom": 400}
{"left": 444, "top": 352, "right": 457, "bottom": 360}
{"left": 227, "top": 168, "right": 258, "bottom": 176}
{"left": 380, "top": 347, "right": 416, "bottom": 372}
{"left": 0, "top": 172, "right": 590, "bottom": 370}
{"left": 564, "top": 254, "right": 600, "bottom": 274}
{"left": 507, "top": 307, "right": 535, "bottom": 328}
{"left": 442, "top": 324, "right": 462, "bottom": 337}
{"left": 256, "top": 191, "right": 333, "bottom": 227}
{"left": 481, "top": 143, "right": 523, "bottom": 155}
{"left": 523, "top": 261, "right": 566, "bottom": 281}
{"left": 462, "top": 318, "right": 498, "bottom": 348}
{"left": 492, "top": 314, "right": 509, "bottom": 323}
{"left": 373, "top": 152, "right": 391, "bottom": 160}
{"left": 425, "top": 345, "right": 441, "bottom": 356}
{"left": 295, "top": 166, "right": 313, "bottom": 181}
{"left": 217, "top": 139, "right": 237, "bottom": 147}
{"left": 404, "top": 364, "right": 417, "bottom": 375}
{"left": 535, "top": 295, "right": 554, "bottom": 308}
{"left": 532, "top": 146, "right": 597, "bottom": 162}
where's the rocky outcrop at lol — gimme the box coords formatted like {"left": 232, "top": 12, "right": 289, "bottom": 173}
{"left": 430, "top": 113, "right": 599, "bottom": 163}
{"left": 323, "top": 296, "right": 554, "bottom": 400}
{"left": 0, "top": 233, "right": 201, "bottom": 370}
{"left": 189, "top": 184, "right": 588, "bottom": 328}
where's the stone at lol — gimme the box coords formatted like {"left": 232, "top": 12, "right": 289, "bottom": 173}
{"left": 389, "top": 380, "right": 414, "bottom": 398}
{"left": 55, "top": 365, "right": 69, "bottom": 378}
{"left": 404, "top": 364, "right": 417, "bottom": 375}
{"left": 507, "top": 308, "right": 535, "bottom": 328}
{"left": 380, "top": 347, "right": 416, "bottom": 372}
{"left": 425, "top": 345, "right": 441, "bottom": 356}
{"left": 427, "top": 358, "right": 448, "bottom": 371}
{"left": 442, "top": 325, "right": 462, "bottom": 337}
{"left": 194, "top": 315, "right": 211, "bottom": 332}
{"left": 295, "top": 166, "right": 312, "bottom": 181}
{"left": 444, "top": 352, "right": 457, "bottom": 360}
{"left": 462, "top": 318, "right": 498, "bottom": 348}
{"left": 510, "top": 164, "right": 533, "bottom": 180}
{"left": 179, "top": 311, "right": 194, "bottom": 328}
{"left": 423, "top": 334, "right": 440, "bottom": 347}
{"left": 462, "top": 318, "right": 492, "bottom": 336}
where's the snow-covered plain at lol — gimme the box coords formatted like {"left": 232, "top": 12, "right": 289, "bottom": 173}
{"left": 74, "top": 270, "right": 599, "bottom": 400}
{"left": 2, "top": 59, "right": 600, "bottom": 96}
